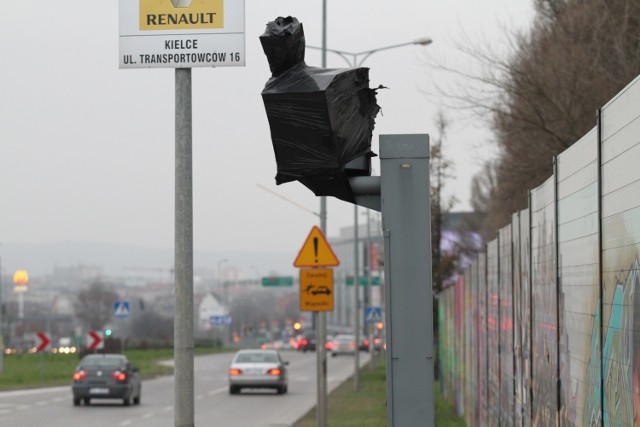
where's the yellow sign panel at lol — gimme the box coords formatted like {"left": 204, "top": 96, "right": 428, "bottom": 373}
{"left": 139, "top": 0, "right": 224, "bottom": 31}
{"left": 294, "top": 226, "right": 340, "bottom": 268}
{"left": 300, "top": 269, "right": 334, "bottom": 312}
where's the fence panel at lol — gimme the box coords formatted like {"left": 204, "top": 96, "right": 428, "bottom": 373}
{"left": 600, "top": 75, "right": 640, "bottom": 427}
{"left": 499, "top": 224, "right": 516, "bottom": 425}
{"left": 557, "top": 127, "right": 601, "bottom": 426}
{"left": 531, "top": 177, "right": 558, "bottom": 426}
{"left": 478, "top": 253, "right": 488, "bottom": 426}
{"left": 487, "top": 239, "right": 501, "bottom": 426}
{"left": 520, "top": 208, "right": 532, "bottom": 426}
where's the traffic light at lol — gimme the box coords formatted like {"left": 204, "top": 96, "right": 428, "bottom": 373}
{"left": 293, "top": 322, "right": 302, "bottom": 331}
{"left": 105, "top": 329, "right": 112, "bottom": 337}
{"left": 376, "top": 322, "right": 384, "bottom": 330}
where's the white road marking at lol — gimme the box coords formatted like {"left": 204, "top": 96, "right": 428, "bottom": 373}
{"left": 162, "top": 405, "right": 173, "bottom": 412}
{"left": 207, "top": 386, "right": 228, "bottom": 396}
{"left": 0, "top": 409, "right": 13, "bottom": 415}
{"left": 118, "top": 420, "right": 132, "bottom": 426}
{"left": 35, "top": 401, "right": 48, "bottom": 406}
{"left": 142, "top": 412, "right": 154, "bottom": 419}
{"left": 16, "top": 405, "right": 30, "bottom": 410}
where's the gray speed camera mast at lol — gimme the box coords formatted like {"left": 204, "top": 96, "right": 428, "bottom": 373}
{"left": 350, "top": 134, "right": 434, "bottom": 426}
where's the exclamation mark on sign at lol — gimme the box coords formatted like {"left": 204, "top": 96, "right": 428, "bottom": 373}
{"left": 314, "top": 237, "right": 319, "bottom": 263}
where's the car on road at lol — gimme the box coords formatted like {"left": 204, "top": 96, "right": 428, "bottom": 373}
{"left": 297, "top": 331, "right": 316, "bottom": 352}
{"left": 71, "top": 353, "right": 141, "bottom": 406}
{"left": 330, "top": 334, "right": 357, "bottom": 357}
{"left": 228, "top": 349, "right": 289, "bottom": 394}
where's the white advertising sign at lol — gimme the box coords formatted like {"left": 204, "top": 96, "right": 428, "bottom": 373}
{"left": 119, "top": 0, "right": 245, "bottom": 69}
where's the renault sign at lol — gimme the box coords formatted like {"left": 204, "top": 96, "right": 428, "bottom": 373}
{"left": 119, "top": 0, "right": 245, "bottom": 69}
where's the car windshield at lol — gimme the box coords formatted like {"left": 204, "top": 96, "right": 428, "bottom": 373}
{"left": 80, "top": 356, "right": 125, "bottom": 368}
{"left": 235, "top": 352, "right": 278, "bottom": 363}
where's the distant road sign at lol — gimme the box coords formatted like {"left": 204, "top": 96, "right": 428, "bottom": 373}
{"left": 86, "top": 331, "right": 104, "bottom": 350}
{"left": 210, "top": 315, "right": 232, "bottom": 326}
{"left": 365, "top": 307, "right": 383, "bottom": 324}
{"left": 294, "top": 226, "right": 340, "bottom": 268}
{"left": 114, "top": 301, "right": 130, "bottom": 318}
{"left": 262, "top": 276, "right": 294, "bottom": 287}
{"left": 299, "top": 269, "right": 334, "bottom": 312}
{"left": 35, "top": 332, "right": 51, "bottom": 352}
{"left": 346, "top": 276, "right": 381, "bottom": 286}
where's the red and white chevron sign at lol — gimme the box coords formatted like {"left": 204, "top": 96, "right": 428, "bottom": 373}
{"left": 35, "top": 332, "right": 51, "bottom": 352}
{"left": 86, "top": 331, "right": 104, "bottom": 350}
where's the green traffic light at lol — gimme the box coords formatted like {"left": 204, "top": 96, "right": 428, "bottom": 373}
{"left": 105, "top": 329, "right": 112, "bottom": 336}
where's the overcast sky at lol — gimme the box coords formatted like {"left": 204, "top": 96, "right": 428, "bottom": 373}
{"left": 0, "top": 0, "right": 534, "bottom": 273}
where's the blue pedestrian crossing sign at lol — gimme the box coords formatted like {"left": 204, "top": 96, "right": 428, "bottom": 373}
{"left": 365, "top": 306, "right": 382, "bottom": 323}
{"left": 210, "top": 315, "right": 232, "bottom": 326}
{"left": 114, "top": 301, "right": 130, "bottom": 318}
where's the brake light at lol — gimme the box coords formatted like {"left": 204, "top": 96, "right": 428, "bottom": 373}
{"left": 229, "top": 368, "right": 242, "bottom": 376}
{"left": 363, "top": 340, "right": 369, "bottom": 346}
{"left": 325, "top": 341, "right": 336, "bottom": 349}
{"left": 374, "top": 338, "right": 381, "bottom": 344}
{"left": 349, "top": 342, "right": 356, "bottom": 348}
{"left": 261, "top": 344, "right": 267, "bottom": 350}
{"left": 300, "top": 339, "right": 308, "bottom": 346}
{"left": 73, "top": 370, "right": 87, "bottom": 381}
{"left": 112, "top": 371, "right": 127, "bottom": 381}
{"left": 267, "top": 368, "right": 282, "bottom": 376}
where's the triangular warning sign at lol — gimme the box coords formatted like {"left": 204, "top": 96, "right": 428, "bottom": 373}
{"left": 294, "top": 226, "right": 340, "bottom": 268}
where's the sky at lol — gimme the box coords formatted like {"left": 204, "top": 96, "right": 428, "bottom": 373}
{"left": 0, "top": 0, "right": 534, "bottom": 275}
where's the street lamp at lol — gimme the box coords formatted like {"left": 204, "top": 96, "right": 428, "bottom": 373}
{"left": 307, "top": 37, "right": 433, "bottom": 67}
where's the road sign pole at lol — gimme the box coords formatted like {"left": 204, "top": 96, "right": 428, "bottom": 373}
{"left": 353, "top": 205, "right": 360, "bottom": 392}
{"left": 174, "top": 67, "right": 194, "bottom": 427}
{"left": 366, "top": 211, "right": 375, "bottom": 370}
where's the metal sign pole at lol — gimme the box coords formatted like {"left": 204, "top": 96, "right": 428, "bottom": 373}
{"left": 353, "top": 205, "right": 360, "bottom": 391}
{"left": 174, "top": 67, "right": 194, "bottom": 427}
{"left": 317, "top": 2, "right": 329, "bottom": 426}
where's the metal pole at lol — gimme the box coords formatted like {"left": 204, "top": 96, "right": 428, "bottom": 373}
{"left": 366, "top": 211, "right": 375, "bottom": 370}
{"left": 316, "top": 2, "right": 328, "bottom": 426}
{"left": 174, "top": 67, "right": 194, "bottom": 427}
{"left": 353, "top": 205, "right": 360, "bottom": 391}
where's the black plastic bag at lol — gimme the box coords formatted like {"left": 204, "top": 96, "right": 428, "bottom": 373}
{"left": 260, "top": 16, "right": 380, "bottom": 203}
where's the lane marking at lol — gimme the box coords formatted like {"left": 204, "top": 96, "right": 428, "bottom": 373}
{"left": 119, "top": 420, "right": 132, "bottom": 426}
{"left": 207, "top": 386, "right": 227, "bottom": 396}
{"left": 142, "top": 412, "right": 154, "bottom": 419}
{"left": 0, "top": 409, "right": 13, "bottom": 415}
{"left": 163, "top": 405, "right": 173, "bottom": 412}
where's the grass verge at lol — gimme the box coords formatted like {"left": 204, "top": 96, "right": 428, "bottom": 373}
{"left": 294, "top": 354, "right": 466, "bottom": 427}
{"left": 0, "top": 346, "right": 230, "bottom": 391}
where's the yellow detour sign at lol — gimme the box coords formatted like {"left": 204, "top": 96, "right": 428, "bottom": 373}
{"left": 293, "top": 226, "right": 340, "bottom": 268}
{"left": 300, "top": 269, "right": 334, "bottom": 312}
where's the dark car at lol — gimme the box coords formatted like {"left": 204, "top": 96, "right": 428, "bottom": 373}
{"left": 71, "top": 354, "right": 141, "bottom": 406}
{"left": 298, "top": 331, "right": 316, "bottom": 352}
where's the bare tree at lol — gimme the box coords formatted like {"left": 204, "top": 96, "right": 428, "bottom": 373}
{"left": 73, "top": 281, "right": 119, "bottom": 331}
{"left": 435, "top": 0, "right": 640, "bottom": 234}
{"left": 430, "top": 112, "right": 459, "bottom": 295}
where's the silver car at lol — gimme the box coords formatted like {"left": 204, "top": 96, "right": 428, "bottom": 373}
{"left": 228, "top": 349, "right": 289, "bottom": 394}
{"left": 330, "top": 334, "right": 357, "bottom": 357}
